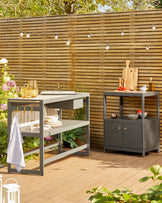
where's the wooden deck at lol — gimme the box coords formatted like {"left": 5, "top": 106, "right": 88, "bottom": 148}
{"left": 1, "top": 150, "right": 162, "bottom": 203}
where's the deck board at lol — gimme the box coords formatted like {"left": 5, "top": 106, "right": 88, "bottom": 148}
{"left": 1, "top": 150, "right": 162, "bottom": 203}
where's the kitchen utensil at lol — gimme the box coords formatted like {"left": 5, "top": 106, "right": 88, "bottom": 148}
{"left": 137, "top": 112, "right": 148, "bottom": 118}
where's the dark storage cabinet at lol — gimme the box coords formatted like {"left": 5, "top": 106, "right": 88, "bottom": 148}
{"left": 104, "top": 91, "right": 160, "bottom": 157}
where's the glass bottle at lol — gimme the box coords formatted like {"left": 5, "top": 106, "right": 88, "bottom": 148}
{"left": 118, "top": 77, "right": 122, "bottom": 88}
{"left": 122, "top": 78, "right": 126, "bottom": 89}
{"left": 149, "top": 77, "right": 154, "bottom": 91}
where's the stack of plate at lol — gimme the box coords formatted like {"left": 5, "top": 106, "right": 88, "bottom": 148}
{"left": 44, "top": 116, "right": 62, "bottom": 127}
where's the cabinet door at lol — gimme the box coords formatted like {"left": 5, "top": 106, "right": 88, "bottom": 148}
{"left": 122, "top": 124, "right": 141, "bottom": 149}
{"left": 104, "top": 120, "right": 122, "bottom": 147}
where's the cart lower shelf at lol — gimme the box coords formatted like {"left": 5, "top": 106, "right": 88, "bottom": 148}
{"left": 20, "top": 119, "right": 89, "bottom": 137}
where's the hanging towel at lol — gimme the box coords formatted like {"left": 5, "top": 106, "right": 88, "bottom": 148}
{"left": 7, "top": 113, "right": 25, "bottom": 172}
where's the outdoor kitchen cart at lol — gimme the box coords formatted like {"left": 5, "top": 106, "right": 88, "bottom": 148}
{"left": 104, "top": 91, "right": 160, "bottom": 157}
{"left": 8, "top": 92, "right": 90, "bottom": 175}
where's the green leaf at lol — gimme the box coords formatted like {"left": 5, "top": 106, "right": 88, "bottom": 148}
{"left": 123, "top": 193, "right": 131, "bottom": 201}
{"left": 139, "top": 176, "right": 152, "bottom": 182}
{"left": 100, "top": 187, "right": 110, "bottom": 194}
{"left": 149, "top": 165, "right": 162, "bottom": 176}
{"left": 139, "top": 193, "right": 148, "bottom": 200}
{"left": 158, "top": 176, "right": 162, "bottom": 180}
{"left": 112, "top": 189, "right": 121, "bottom": 194}
{"left": 156, "top": 191, "right": 162, "bottom": 195}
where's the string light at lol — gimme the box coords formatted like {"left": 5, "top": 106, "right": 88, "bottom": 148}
{"left": 20, "top": 31, "right": 23, "bottom": 37}
{"left": 152, "top": 25, "right": 156, "bottom": 30}
{"left": 121, "top": 30, "right": 125, "bottom": 36}
{"left": 26, "top": 33, "right": 30, "bottom": 38}
{"left": 66, "top": 39, "right": 70, "bottom": 46}
{"left": 146, "top": 45, "right": 150, "bottom": 50}
{"left": 55, "top": 34, "right": 58, "bottom": 39}
{"left": 18, "top": 29, "right": 152, "bottom": 52}
{"left": 105, "top": 43, "right": 109, "bottom": 50}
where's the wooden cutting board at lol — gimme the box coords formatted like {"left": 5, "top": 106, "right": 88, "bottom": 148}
{"left": 129, "top": 68, "right": 138, "bottom": 90}
{"left": 122, "top": 60, "right": 138, "bottom": 90}
{"left": 122, "top": 60, "right": 130, "bottom": 89}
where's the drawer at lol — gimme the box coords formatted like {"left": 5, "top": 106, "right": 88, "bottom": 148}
{"left": 46, "top": 99, "right": 83, "bottom": 109}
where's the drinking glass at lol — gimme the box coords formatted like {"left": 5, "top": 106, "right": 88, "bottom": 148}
{"left": 25, "top": 85, "right": 32, "bottom": 98}
{"left": 28, "top": 80, "right": 38, "bottom": 97}
{"left": 21, "top": 86, "right": 26, "bottom": 98}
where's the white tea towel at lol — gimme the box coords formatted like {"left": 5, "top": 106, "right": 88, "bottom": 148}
{"left": 7, "top": 113, "right": 25, "bottom": 172}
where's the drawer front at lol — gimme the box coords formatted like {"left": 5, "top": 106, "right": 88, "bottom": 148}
{"left": 46, "top": 99, "right": 83, "bottom": 109}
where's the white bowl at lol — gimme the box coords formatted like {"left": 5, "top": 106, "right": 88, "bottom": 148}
{"left": 140, "top": 87, "right": 147, "bottom": 92}
{"left": 128, "top": 114, "right": 138, "bottom": 120}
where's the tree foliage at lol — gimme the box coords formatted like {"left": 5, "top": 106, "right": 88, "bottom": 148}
{"left": 98, "top": 0, "right": 156, "bottom": 12}
{"left": 0, "top": 0, "right": 98, "bottom": 18}
{"left": 0, "top": 0, "right": 161, "bottom": 19}
{"left": 152, "top": 0, "right": 162, "bottom": 8}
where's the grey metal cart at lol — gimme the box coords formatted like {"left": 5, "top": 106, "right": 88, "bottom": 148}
{"left": 8, "top": 93, "right": 90, "bottom": 175}
{"left": 104, "top": 91, "right": 160, "bottom": 157}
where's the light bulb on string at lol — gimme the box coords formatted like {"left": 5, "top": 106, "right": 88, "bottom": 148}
{"left": 20, "top": 31, "right": 23, "bottom": 37}
{"left": 26, "top": 33, "right": 30, "bottom": 38}
{"left": 121, "top": 30, "right": 125, "bottom": 36}
{"left": 146, "top": 45, "right": 150, "bottom": 50}
{"left": 105, "top": 43, "right": 109, "bottom": 50}
{"left": 66, "top": 39, "right": 70, "bottom": 46}
{"left": 88, "top": 33, "right": 91, "bottom": 38}
{"left": 152, "top": 25, "right": 156, "bottom": 30}
{"left": 55, "top": 34, "right": 58, "bottom": 40}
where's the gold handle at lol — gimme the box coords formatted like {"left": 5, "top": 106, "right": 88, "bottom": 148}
{"left": 118, "top": 127, "right": 120, "bottom": 130}
{"left": 124, "top": 128, "right": 127, "bottom": 130}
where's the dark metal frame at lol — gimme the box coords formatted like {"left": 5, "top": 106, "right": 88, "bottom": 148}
{"left": 104, "top": 91, "right": 160, "bottom": 157}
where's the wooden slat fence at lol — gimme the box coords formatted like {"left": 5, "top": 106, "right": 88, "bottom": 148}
{"left": 0, "top": 10, "right": 162, "bottom": 150}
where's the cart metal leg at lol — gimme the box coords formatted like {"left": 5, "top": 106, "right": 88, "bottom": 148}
{"left": 39, "top": 101, "right": 44, "bottom": 176}
{"left": 7, "top": 100, "right": 12, "bottom": 173}
{"left": 141, "top": 94, "right": 145, "bottom": 157}
{"left": 157, "top": 94, "right": 160, "bottom": 153}
{"left": 85, "top": 96, "right": 90, "bottom": 156}
{"left": 58, "top": 109, "right": 62, "bottom": 154}
{"left": 75, "top": 96, "right": 90, "bottom": 156}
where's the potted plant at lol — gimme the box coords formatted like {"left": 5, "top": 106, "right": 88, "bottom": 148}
{"left": 62, "top": 127, "right": 85, "bottom": 148}
{"left": 62, "top": 98, "right": 86, "bottom": 148}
